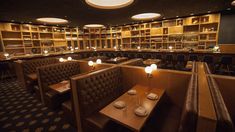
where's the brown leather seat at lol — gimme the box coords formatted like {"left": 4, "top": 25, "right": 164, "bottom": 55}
{"left": 207, "top": 76, "right": 234, "bottom": 132}
{"left": 71, "top": 66, "right": 123, "bottom": 132}
{"left": 37, "top": 61, "right": 81, "bottom": 109}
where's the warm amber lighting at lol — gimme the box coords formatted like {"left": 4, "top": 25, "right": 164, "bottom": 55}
{"left": 145, "top": 66, "right": 153, "bottom": 74}
{"left": 88, "top": 61, "right": 94, "bottom": 66}
{"left": 169, "top": 46, "right": 173, "bottom": 50}
{"left": 132, "top": 13, "right": 161, "bottom": 21}
{"left": 150, "top": 64, "right": 157, "bottom": 71}
{"left": 85, "top": 0, "right": 134, "bottom": 9}
{"left": 44, "top": 50, "right": 48, "bottom": 54}
{"left": 4, "top": 53, "right": 9, "bottom": 57}
{"left": 84, "top": 24, "right": 105, "bottom": 28}
{"left": 96, "top": 59, "right": 102, "bottom": 64}
{"left": 67, "top": 57, "right": 72, "bottom": 61}
{"left": 59, "top": 58, "right": 65, "bottom": 62}
{"left": 36, "top": 17, "right": 68, "bottom": 24}
{"left": 232, "top": 1, "right": 235, "bottom": 6}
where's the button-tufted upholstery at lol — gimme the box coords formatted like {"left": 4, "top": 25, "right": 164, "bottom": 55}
{"left": 178, "top": 74, "right": 198, "bottom": 132}
{"left": 207, "top": 76, "right": 234, "bottom": 132}
{"left": 71, "top": 66, "right": 123, "bottom": 132}
{"left": 37, "top": 61, "right": 81, "bottom": 109}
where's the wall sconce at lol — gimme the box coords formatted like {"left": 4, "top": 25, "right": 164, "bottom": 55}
{"left": 114, "top": 46, "right": 117, "bottom": 50}
{"left": 96, "top": 59, "right": 102, "bottom": 64}
{"left": 67, "top": 57, "right": 72, "bottom": 61}
{"left": 59, "top": 58, "right": 65, "bottom": 62}
{"left": 4, "top": 53, "right": 9, "bottom": 59}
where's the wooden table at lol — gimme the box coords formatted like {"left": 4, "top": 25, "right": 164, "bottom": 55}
{"left": 49, "top": 81, "right": 70, "bottom": 94}
{"left": 105, "top": 57, "right": 128, "bottom": 64}
{"left": 143, "top": 59, "right": 161, "bottom": 66}
{"left": 27, "top": 73, "right": 37, "bottom": 81}
{"left": 100, "top": 85, "right": 165, "bottom": 131}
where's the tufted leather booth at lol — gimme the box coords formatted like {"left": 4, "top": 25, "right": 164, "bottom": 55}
{"left": 207, "top": 76, "right": 234, "bottom": 132}
{"left": 178, "top": 74, "right": 198, "bottom": 132}
{"left": 71, "top": 66, "right": 123, "bottom": 132}
{"left": 15, "top": 57, "right": 59, "bottom": 93}
{"left": 37, "top": 61, "right": 80, "bottom": 109}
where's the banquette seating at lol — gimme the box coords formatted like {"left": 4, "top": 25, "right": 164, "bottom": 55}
{"left": 37, "top": 61, "right": 80, "bottom": 109}
{"left": 207, "top": 76, "right": 234, "bottom": 132}
{"left": 143, "top": 74, "right": 198, "bottom": 132}
{"left": 71, "top": 66, "right": 125, "bottom": 132}
{"left": 15, "top": 57, "right": 59, "bottom": 93}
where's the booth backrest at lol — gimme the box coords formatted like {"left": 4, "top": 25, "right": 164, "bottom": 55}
{"left": 23, "top": 57, "right": 59, "bottom": 74}
{"left": 207, "top": 76, "right": 234, "bottom": 132}
{"left": 71, "top": 66, "right": 122, "bottom": 118}
{"left": 37, "top": 61, "right": 80, "bottom": 94}
{"left": 179, "top": 74, "right": 198, "bottom": 132}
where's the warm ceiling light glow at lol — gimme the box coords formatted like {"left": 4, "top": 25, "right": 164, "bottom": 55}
{"left": 84, "top": 24, "right": 105, "bottom": 28}
{"left": 232, "top": 1, "right": 235, "bottom": 6}
{"left": 85, "top": 0, "right": 134, "bottom": 9}
{"left": 36, "top": 17, "right": 68, "bottom": 24}
{"left": 132, "top": 13, "right": 161, "bottom": 21}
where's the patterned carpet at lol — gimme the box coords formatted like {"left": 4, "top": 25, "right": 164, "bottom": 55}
{"left": 0, "top": 79, "right": 76, "bottom": 132}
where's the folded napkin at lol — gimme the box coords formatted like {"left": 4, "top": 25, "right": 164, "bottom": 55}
{"left": 127, "top": 89, "right": 137, "bottom": 95}
{"left": 135, "top": 106, "right": 148, "bottom": 117}
{"left": 113, "top": 101, "right": 126, "bottom": 109}
{"left": 147, "top": 93, "right": 158, "bottom": 100}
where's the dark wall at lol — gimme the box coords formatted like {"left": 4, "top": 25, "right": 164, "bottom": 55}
{"left": 219, "top": 11, "right": 235, "bottom": 44}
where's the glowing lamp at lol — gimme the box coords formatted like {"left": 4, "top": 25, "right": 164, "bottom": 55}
{"left": 4, "top": 53, "right": 9, "bottom": 58}
{"left": 44, "top": 50, "right": 48, "bottom": 54}
{"left": 67, "top": 57, "right": 72, "bottom": 61}
{"left": 88, "top": 61, "right": 94, "bottom": 66}
{"left": 150, "top": 64, "right": 157, "bottom": 71}
{"left": 96, "top": 59, "right": 102, "bottom": 64}
{"left": 145, "top": 66, "right": 153, "bottom": 74}
{"left": 59, "top": 58, "right": 64, "bottom": 62}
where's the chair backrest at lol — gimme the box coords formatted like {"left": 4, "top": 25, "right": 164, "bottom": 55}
{"left": 220, "top": 56, "right": 232, "bottom": 65}
{"left": 178, "top": 74, "right": 198, "bottom": 132}
{"left": 207, "top": 76, "right": 234, "bottom": 132}
{"left": 23, "top": 57, "right": 59, "bottom": 74}
{"left": 72, "top": 66, "right": 122, "bottom": 118}
{"left": 37, "top": 61, "right": 80, "bottom": 93}
{"left": 203, "top": 56, "right": 214, "bottom": 64}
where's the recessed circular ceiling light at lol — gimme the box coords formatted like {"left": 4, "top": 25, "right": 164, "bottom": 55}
{"left": 131, "top": 13, "right": 161, "bottom": 21}
{"left": 84, "top": 24, "right": 105, "bottom": 28}
{"left": 232, "top": 1, "right": 235, "bottom": 6}
{"left": 36, "top": 17, "right": 68, "bottom": 24}
{"left": 85, "top": 0, "right": 134, "bottom": 9}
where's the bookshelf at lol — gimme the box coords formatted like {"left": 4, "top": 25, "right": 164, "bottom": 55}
{"left": 0, "top": 13, "right": 220, "bottom": 56}
{"left": 0, "top": 23, "right": 79, "bottom": 55}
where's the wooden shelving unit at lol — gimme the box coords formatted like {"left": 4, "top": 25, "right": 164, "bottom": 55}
{"left": 0, "top": 23, "right": 79, "bottom": 55}
{"left": 0, "top": 13, "right": 220, "bottom": 55}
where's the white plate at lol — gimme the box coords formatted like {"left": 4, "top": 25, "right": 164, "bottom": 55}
{"left": 113, "top": 101, "right": 126, "bottom": 109}
{"left": 127, "top": 89, "right": 137, "bottom": 95}
{"left": 135, "top": 106, "right": 148, "bottom": 117}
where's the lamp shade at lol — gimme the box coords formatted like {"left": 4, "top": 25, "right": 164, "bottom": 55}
{"left": 4, "top": 53, "right": 9, "bottom": 57}
{"left": 150, "top": 64, "right": 157, "bottom": 70}
{"left": 67, "top": 57, "right": 72, "bottom": 61}
{"left": 145, "top": 66, "right": 153, "bottom": 74}
{"left": 96, "top": 59, "right": 102, "bottom": 64}
{"left": 59, "top": 58, "right": 64, "bottom": 62}
{"left": 88, "top": 61, "right": 94, "bottom": 66}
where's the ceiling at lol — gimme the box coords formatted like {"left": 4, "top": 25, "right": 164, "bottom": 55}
{"left": 0, "top": 0, "right": 234, "bottom": 28}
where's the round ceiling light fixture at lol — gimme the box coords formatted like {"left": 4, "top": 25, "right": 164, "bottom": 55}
{"left": 84, "top": 24, "right": 105, "bottom": 28}
{"left": 232, "top": 1, "right": 235, "bottom": 6}
{"left": 131, "top": 13, "right": 161, "bottom": 21}
{"left": 85, "top": 0, "right": 134, "bottom": 9}
{"left": 36, "top": 17, "right": 68, "bottom": 24}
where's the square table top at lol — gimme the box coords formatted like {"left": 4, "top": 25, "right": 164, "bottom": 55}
{"left": 100, "top": 84, "right": 165, "bottom": 132}
{"left": 49, "top": 80, "right": 70, "bottom": 94}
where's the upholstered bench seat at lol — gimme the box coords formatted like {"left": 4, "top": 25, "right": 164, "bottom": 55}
{"left": 85, "top": 112, "right": 111, "bottom": 131}
{"left": 45, "top": 90, "right": 70, "bottom": 109}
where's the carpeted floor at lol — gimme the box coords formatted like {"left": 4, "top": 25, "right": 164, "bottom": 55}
{"left": 0, "top": 79, "right": 76, "bottom": 132}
